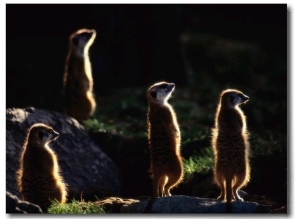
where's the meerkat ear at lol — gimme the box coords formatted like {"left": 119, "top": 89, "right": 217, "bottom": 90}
{"left": 150, "top": 91, "right": 157, "bottom": 98}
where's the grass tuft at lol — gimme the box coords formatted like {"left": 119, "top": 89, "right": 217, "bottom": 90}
{"left": 183, "top": 147, "right": 214, "bottom": 179}
{"left": 48, "top": 199, "right": 106, "bottom": 214}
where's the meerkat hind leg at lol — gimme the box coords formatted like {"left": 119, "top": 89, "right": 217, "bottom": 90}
{"left": 232, "top": 175, "right": 245, "bottom": 201}
{"left": 165, "top": 175, "right": 178, "bottom": 197}
{"left": 217, "top": 183, "right": 225, "bottom": 200}
{"left": 158, "top": 175, "right": 168, "bottom": 197}
{"left": 216, "top": 175, "right": 225, "bottom": 200}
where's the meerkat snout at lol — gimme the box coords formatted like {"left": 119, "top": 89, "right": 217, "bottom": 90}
{"left": 38, "top": 129, "right": 59, "bottom": 143}
{"left": 231, "top": 93, "right": 249, "bottom": 105}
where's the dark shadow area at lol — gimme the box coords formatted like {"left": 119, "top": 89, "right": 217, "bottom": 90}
{"left": 6, "top": 4, "right": 286, "bottom": 109}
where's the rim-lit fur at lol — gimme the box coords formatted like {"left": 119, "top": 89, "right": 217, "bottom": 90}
{"left": 147, "top": 81, "right": 184, "bottom": 197}
{"left": 211, "top": 89, "right": 250, "bottom": 206}
{"left": 16, "top": 123, "right": 67, "bottom": 212}
{"left": 62, "top": 28, "right": 97, "bottom": 122}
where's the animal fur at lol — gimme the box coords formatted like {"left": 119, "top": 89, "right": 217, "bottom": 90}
{"left": 62, "top": 28, "right": 97, "bottom": 122}
{"left": 147, "top": 81, "right": 184, "bottom": 197}
{"left": 211, "top": 89, "right": 250, "bottom": 206}
{"left": 16, "top": 123, "right": 67, "bottom": 212}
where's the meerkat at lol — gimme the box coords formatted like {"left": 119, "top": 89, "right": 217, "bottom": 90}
{"left": 62, "top": 28, "right": 97, "bottom": 122}
{"left": 211, "top": 89, "right": 250, "bottom": 206}
{"left": 16, "top": 123, "right": 67, "bottom": 212}
{"left": 147, "top": 81, "right": 184, "bottom": 197}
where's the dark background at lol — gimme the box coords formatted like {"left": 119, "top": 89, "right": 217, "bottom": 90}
{"left": 6, "top": 4, "right": 287, "bottom": 111}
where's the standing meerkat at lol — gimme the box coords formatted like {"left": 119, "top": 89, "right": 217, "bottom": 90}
{"left": 211, "top": 89, "right": 250, "bottom": 206}
{"left": 147, "top": 81, "right": 184, "bottom": 197}
{"left": 17, "top": 123, "right": 67, "bottom": 212}
{"left": 62, "top": 28, "right": 97, "bottom": 122}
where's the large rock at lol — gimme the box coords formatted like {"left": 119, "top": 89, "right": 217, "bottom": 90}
{"left": 6, "top": 107, "right": 122, "bottom": 203}
{"left": 96, "top": 197, "right": 140, "bottom": 213}
{"left": 121, "top": 195, "right": 271, "bottom": 213}
{"left": 6, "top": 191, "right": 42, "bottom": 213}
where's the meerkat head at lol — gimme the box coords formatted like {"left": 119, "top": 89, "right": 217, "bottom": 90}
{"left": 147, "top": 81, "right": 175, "bottom": 105}
{"left": 69, "top": 28, "right": 96, "bottom": 56}
{"left": 27, "top": 123, "right": 59, "bottom": 147}
{"left": 220, "top": 89, "right": 249, "bottom": 109}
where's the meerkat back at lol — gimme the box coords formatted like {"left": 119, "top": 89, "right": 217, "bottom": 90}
{"left": 147, "top": 81, "right": 184, "bottom": 197}
{"left": 62, "top": 28, "right": 97, "bottom": 122}
{"left": 211, "top": 89, "right": 250, "bottom": 208}
{"left": 17, "top": 123, "right": 67, "bottom": 212}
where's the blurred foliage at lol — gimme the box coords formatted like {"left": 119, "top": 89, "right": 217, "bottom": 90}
{"left": 183, "top": 147, "right": 214, "bottom": 179}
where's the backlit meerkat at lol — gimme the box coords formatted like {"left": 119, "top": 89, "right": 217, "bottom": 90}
{"left": 16, "top": 123, "right": 67, "bottom": 212}
{"left": 62, "top": 28, "right": 97, "bottom": 122}
{"left": 211, "top": 89, "right": 250, "bottom": 205}
{"left": 147, "top": 81, "right": 184, "bottom": 197}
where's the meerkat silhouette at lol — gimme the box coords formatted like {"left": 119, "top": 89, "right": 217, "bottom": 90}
{"left": 147, "top": 81, "right": 184, "bottom": 197}
{"left": 16, "top": 123, "right": 67, "bottom": 212}
{"left": 211, "top": 89, "right": 250, "bottom": 207}
{"left": 62, "top": 28, "right": 97, "bottom": 122}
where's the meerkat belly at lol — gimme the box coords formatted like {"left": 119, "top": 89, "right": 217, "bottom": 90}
{"left": 150, "top": 124, "right": 178, "bottom": 146}
{"left": 22, "top": 174, "right": 60, "bottom": 199}
{"left": 65, "top": 74, "right": 92, "bottom": 94}
{"left": 150, "top": 130, "right": 179, "bottom": 165}
{"left": 151, "top": 146, "right": 178, "bottom": 162}
{"left": 65, "top": 88, "right": 95, "bottom": 113}
{"left": 216, "top": 134, "right": 246, "bottom": 166}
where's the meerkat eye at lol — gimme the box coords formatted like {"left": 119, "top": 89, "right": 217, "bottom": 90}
{"left": 229, "top": 94, "right": 236, "bottom": 103}
{"left": 150, "top": 91, "right": 157, "bottom": 98}
{"left": 38, "top": 131, "right": 46, "bottom": 140}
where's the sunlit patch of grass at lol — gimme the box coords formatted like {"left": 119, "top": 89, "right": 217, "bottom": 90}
{"left": 48, "top": 199, "right": 106, "bottom": 214}
{"left": 83, "top": 118, "right": 117, "bottom": 133}
{"left": 183, "top": 147, "right": 214, "bottom": 179}
{"left": 84, "top": 117, "right": 147, "bottom": 139}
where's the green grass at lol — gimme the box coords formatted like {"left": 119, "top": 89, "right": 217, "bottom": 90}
{"left": 183, "top": 147, "right": 214, "bottom": 178}
{"left": 48, "top": 199, "right": 106, "bottom": 214}
{"left": 83, "top": 118, "right": 117, "bottom": 133}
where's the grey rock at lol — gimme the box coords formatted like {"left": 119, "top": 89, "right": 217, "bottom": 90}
{"left": 97, "top": 197, "right": 140, "bottom": 213}
{"left": 122, "top": 195, "right": 271, "bottom": 213}
{"left": 6, "top": 191, "right": 42, "bottom": 213}
{"left": 6, "top": 107, "right": 121, "bottom": 202}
